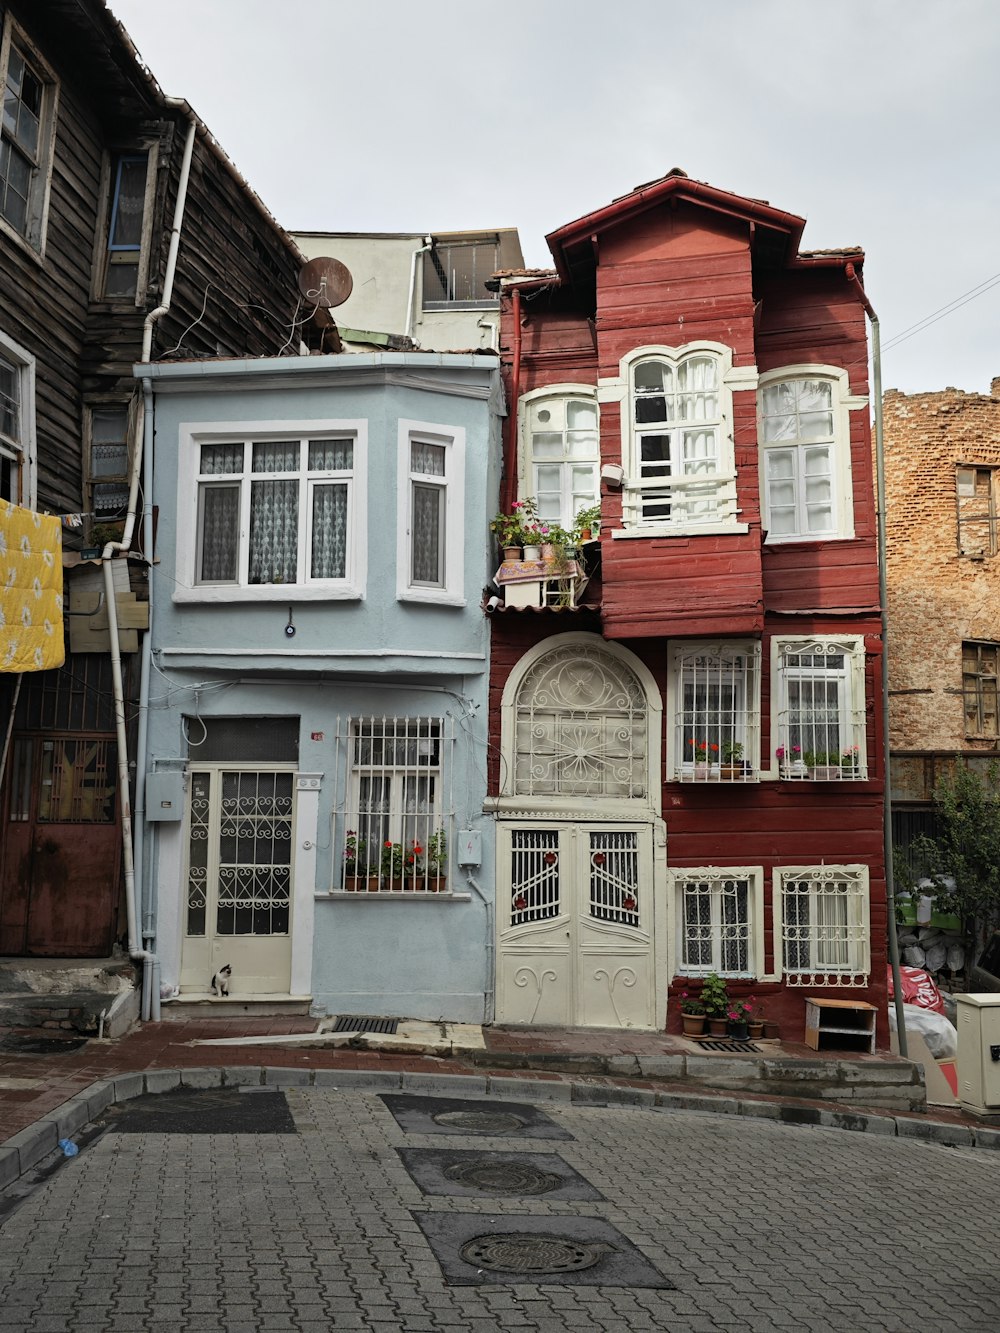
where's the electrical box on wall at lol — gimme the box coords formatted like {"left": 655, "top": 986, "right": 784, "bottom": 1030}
{"left": 456, "top": 830, "right": 481, "bottom": 866}
{"left": 956, "top": 993, "right": 1000, "bottom": 1114}
{"left": 145, "top": 772, "right": 185, "bottom": 822}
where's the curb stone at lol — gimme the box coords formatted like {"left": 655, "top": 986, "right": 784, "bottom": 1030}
{"left": 0, "top": 1066, "right": 992, "bottom": 1189}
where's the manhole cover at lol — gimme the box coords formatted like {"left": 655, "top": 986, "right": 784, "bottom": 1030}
{"left": 460, "top": 1232, "right": 611, "bottom": 1274}
{"left": 443, "top": 1159, "right": 562, "bottom": 1195}
{"left": 433, "top": 1110, "right": 524, "bottom": 1134}
{"left": 0, "top": 1035, "right": 87, "bottom": 1054}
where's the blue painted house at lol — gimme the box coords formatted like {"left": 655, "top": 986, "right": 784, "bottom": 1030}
{"left": 136, "top": 351, "right": 502, "bottom": 1022}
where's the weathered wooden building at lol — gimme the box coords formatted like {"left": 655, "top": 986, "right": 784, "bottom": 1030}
{"left": 0, "top": 0, "right": 305, "bottom": 958}
{"left": 488, "top": 171, "right": 888, "bottom": 1044}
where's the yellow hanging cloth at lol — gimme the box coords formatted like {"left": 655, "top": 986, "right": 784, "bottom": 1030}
{"left": 0, "top": 501, "right": 65, "bottom": 672}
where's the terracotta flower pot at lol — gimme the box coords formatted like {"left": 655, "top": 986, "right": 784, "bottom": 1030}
{"left": 503, "top": 545, "right": 522, "bottom": 561}
{"left": 748, "top": 1021, "right": 765, "bottom": 1040}
{"left": 681, "top": 1012, "right": 706, "bottom": 1036}
{"left": 708, "top": 1016, "right": 728, "bottom": 1036}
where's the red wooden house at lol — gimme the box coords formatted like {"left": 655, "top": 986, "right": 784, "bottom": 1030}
{"left": 487, "top": 170, "right": 887, "bottom": 1045}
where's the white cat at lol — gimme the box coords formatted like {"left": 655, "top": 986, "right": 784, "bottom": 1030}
{"left": 211, "top": 964, "right": 232, "bottom": 997}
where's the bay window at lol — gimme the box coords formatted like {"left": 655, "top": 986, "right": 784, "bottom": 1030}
{"left": 177, "top": 421, "right": 367, "bottom": 601}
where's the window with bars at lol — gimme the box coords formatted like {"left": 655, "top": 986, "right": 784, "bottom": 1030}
{"left": 521, "top": 389, "right": 600, "bottom": 531}
{"left": 671, "top": 642, "right": 760, "bottom": 781}
{"left": 962, "top": 641, "right": 1000, "bottom": 737}
{"left": 398, "top": 422, "right": 464, "bottom": 604}
{"left": 956, "top": 467, "right": 998, "bottom": 558}
{"left": 194, "top": 434, "right": 358, "bottom": 589}
{"left": 337, "top": 716, "right": 452, "bottom": 892}
{"left": 625, "top": 350, "right": 736, "bottom": 528}
{"left": 778, "top": 866, "right": 869, "bottom": 984}
{"left": 774, "top": 637, "right": 866, "bottom": 779}
{"left": 423, "top": 237, "right": 500, "bottom": 307}
{"left": 676, "top": 868, "right": 758, "bottom": 976}
{"left": 0, "top": 24, "right": 56, "bottom": 250}
{"left": 101, "top": 152, "right": 150, "bottom": 299}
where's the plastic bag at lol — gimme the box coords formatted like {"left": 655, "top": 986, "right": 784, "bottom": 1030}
{"left": 886, "top": 964, "right": 946, "bottom": 1014}
{"left": 887, "top": 1002, "right": 957, "bottom": 1059}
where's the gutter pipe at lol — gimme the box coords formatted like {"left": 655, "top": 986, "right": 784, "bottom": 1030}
{"left": 845, "top": 262, "right": 908, "bottom": 1058}
{"left": 503, "top": 285, "right": 523, "bottom": 509}
{"left": 405, "top": 235, "right": 433, "bottom": 344}
{"left": 105, "top": 110, "right": 196, "bottom": 1022}
{"left": 463, "top": 874, "right": 494, "bottom": 1024}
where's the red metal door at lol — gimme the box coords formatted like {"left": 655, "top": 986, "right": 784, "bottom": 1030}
{"left": 1, "top": 734, "right": 120, "bottom": 956}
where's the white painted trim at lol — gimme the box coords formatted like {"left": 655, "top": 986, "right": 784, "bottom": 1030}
{"left": 611, "top": 523, "right": 749, "bottom": 539}
{"left": 0, "top": 328, "right": 37, "bottom": 508}
{"left": 0, "top": 16, "right": 59, "bottom": 259}
{"left": 173, "top": 418, "right": 368, "bottom": 600}
{"left": 668, "top": 865, "right": 770, "bottom": 981}
{"left": 757, "top": 364, "right": 856, "bottom": 542}
{"left": 667, "top": 638, "right": 762, "bottom": 781}
{"left": 159, "top": 647, "right": 486, "bottom": 660}
{"left": 396, "top": 418, "right": 466, "bottom": 605}
{"left": 290, "top": 772, "right": 323, "bottom": 995}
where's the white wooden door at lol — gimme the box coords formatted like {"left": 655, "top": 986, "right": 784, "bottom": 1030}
{"left": 180, "top": 767, "right": 294, "bottom": 995}
{"left": 496, "top": 823, "right": 656, "bottom": 1029}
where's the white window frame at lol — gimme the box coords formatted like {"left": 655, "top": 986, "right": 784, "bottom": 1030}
{"left": 0, "top": 329, "right": 36, "bottom": 508}
{"left": 757, "top": 365, "right": 864, "bottom": 543}
{"left": 672, "top": 865, "right": 765, "bottom": 979}
{"left": 396, "top": 419, "right": 465, "bottom": 606}
{"left": 770, "top": 635, "right": 867, "bottom": 780}
{"left": 91, "top": 143, "right": 160, "bottom": 305}
{"left": 600, "top": 342, "right": 751, "bottom": 538}
{"left": 0, "top": 17, "right": 59, "bottom": 258}
{"left": 517, "top": 384, "right": 599, "bottom": 532}
{"left": 669, "top": 640, "right": 761, "bottom": 782}
{"left": 775, "top": 864, "right": 870, "bottom": 985}
{"left": 174, "top": 419, "right": 367, "bottom": 603}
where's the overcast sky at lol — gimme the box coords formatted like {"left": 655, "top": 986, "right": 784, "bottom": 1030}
{"left": 108, "top": 0, "right": 1000, "bottom": 396}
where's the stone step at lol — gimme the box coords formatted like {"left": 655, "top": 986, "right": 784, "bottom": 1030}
{"left": 160, "top": 995, "right": 313, "bottom": 1020}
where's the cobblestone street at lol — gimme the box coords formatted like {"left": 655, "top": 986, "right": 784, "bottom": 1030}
{"left": 1, "top": 1079, "right": 998, "bottom": 1332}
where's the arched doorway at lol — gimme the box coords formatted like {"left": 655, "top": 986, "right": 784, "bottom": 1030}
{"left": 494, "top": 634, "right": 665, "bottom": 1028}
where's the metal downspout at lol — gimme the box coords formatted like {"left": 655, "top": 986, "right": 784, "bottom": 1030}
{"left": 504, "top": 286, "right": 523, "bottom": 508}
{"left": 105, "top": 113, "right": 196, "bottom": 1020}
{"left": 846, "top": 263, "right": 908, "bottom": 1058}
{"left": 463, "top": 874, "right": 494, "bottom": 1024}
{"left": 133, "top": 379, "right": 158, "bottom": 1019}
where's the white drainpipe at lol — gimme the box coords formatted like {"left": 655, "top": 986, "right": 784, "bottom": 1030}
{"left": 406, "top": 235, "right": 433, "bottom": 343}
{"left": 104, "top": 110, "right": 196, "bottom": 1021}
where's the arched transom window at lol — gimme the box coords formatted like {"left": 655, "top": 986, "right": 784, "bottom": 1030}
{"left": 513, "top": 642, "right": 648, "bottom": 798}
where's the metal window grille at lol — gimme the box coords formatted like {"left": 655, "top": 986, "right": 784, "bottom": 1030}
{"left": 780, "top": 867, "right": 869, "bottom": 986}
{"left": 962, "top": 641, "right": 1000, "bottom": 737}
{"left": 673, "top": 644, "right": 760, "bottom": 782}
{"left": 215, "top": 771, "right": 293, "bottom": 936}
{"left": 513, "top": 644, "right": 648, "bottom": 798}
{"left": 589, "top": 830, "right": 640, "bottom": 927}
{"left": 678, "top": 872, "right": 753, "bottom": 975}
{"left": 776, "top": 640, "right": 866, "bottom": 780}
{"left": 423, "top": 239, "right": 500, "bottom": 306}
{"left": 335, "top": 715, "right": 453, "bottom": 893}
{"left": 510, "top": 828, "right": 561, "bottom": 926}
{"left": 956, "top": 467, "right": 998, "bottom": 558}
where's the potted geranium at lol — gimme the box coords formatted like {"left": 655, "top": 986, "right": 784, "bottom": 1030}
{"left": 343, "top": 831, "right": 378, "bottom": 891}
{"left": 701, "top": 972, "right": 729, "bottom": 1035}
{"left": 678, "top": 991, "right": 706, "bottom": 1036}
{"left": 727, "top": 995, "right": 754, "bottom": 1040}
{"left": 573, "top": 503, "right": 601, "bottom": 543}
{"left": 720, "top": 740, "right": 744, "bottom": 781}
{"left": 805, "top": 749, "right": 840, "bottom": 781}
{"left": 689, "top": 738, "right": 718, "bottom": 777}
{"left": 775, "top": 744, "right": 806, "bottom": 778}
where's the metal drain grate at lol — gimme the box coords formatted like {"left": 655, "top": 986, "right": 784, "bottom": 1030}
{"left": 691, "top": 1039, "right": 760, "bottom": 1053}
{"left": 332, "top": 1014, "right": 399, "bottom": 1035}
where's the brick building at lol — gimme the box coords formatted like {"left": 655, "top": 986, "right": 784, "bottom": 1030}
{"left": 884, "top": 379, "right": 1000, "bottom": 857}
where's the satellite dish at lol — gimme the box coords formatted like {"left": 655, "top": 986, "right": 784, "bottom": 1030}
{"left": 298, "top": 256, "right": 353, "bottom": 309}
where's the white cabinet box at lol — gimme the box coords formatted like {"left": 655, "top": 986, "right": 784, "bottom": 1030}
{"left": 955, "top": 993, "right": 1000, "bottom": 1114}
